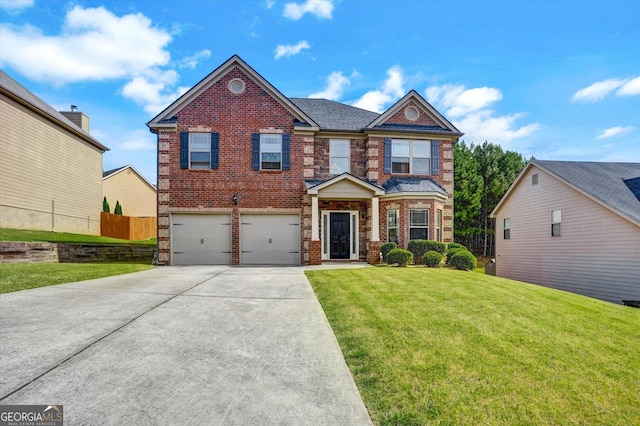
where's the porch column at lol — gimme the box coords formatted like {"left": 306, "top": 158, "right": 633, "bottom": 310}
{"left": 311, "top": 196, "right": 319, "bottom": 240}
{"left": 371, "top": 196, "right": 379, "bottom": 241}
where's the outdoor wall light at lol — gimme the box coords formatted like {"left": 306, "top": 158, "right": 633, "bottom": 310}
{"left": 232, "top": 194, "right": 239, "bottom": 205}
{"left": 361, "top": 206, "right": 367, "bottom": 220}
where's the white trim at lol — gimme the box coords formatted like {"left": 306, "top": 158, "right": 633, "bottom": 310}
{"left": 307, "top": 172, "right": 384, "bottom": 196}
{"left": 380, "top": 192, "right": 448, "bottom": 201}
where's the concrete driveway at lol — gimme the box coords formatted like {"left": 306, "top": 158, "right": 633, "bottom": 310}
{"left": 0, "top": 266, "right": 372, "bottom": 425}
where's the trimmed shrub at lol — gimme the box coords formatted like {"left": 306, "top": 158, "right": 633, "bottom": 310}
{"left": 423, "top": 250, "right": 443, "bottom": 268}
{"left": 424, "top": 240, "right": 446, "bottom": 254}
{"left": 380, "top": 242, "right": 398, "bottom": 262}
{"left": 114, "top": 200, "right": 123, "bottom": 215}
{"left": 408, "top": 240, "right": 430, "bottom": 264}
{"left": 449, "top": 250, "right": 477, "bottom": 271}
{"left": 445, "top": 247, "right": 466, "bottom": 265}
{"left": 103, "top": 196, "right": 110, "bottom": 213}
{"left": 386, "top": 248, "right": 414, "bottom": 267}
{"left": 447, "top": 242, "right": 465, "bottom": 250}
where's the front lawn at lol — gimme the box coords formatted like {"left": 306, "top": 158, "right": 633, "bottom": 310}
{"left": 0, "top": 263, "right": 155, "bottom": 294}
{"left": 306, "top": 267, "right": 640, "bottom": 425}
{"left": 0, "top": 227, "right": 156, "bottom": 245}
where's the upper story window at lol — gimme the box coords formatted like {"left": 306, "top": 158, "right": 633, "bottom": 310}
{"left": 330, "top": 139, "right": 350, "bottom": 174}
{"left": 409, "top": 209, "right": 429, "bottom": 240}
{"left": 384, "top": 138, "right": 440, "bottom": 175}
{"left": 260, "top": 134, "right": 282, "bottom": 170}
{"left": 387, "top": 209, "right": 399, "bottom": 243}
{"left": 503, "top": 217, "right": 511, "bottom": 239}
{"left": 252, "top": 133, "right": 290, "bottom": 171}
{"left": 179, "top": 132, "right": 219, "bottom": 170}
{"left": 551, "top": 210, "right": 561, "bottom": 237}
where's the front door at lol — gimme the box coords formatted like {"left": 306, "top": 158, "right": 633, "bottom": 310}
{"left": 330, "top": 212, "right": 350, "bottom": 259}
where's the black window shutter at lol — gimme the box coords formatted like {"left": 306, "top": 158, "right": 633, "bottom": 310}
{"left": 431, "top": 140, "right": 440, "bottom": 175}
{"left": 211, "top": 133, "right": 219, "bottom": 169}
{"left": 384, "top": 138, "right": 392, "bottom": 174}
{"left": 180, "top": 132, "right": 189, "bottom": 169}
{"left": 251, "top": 133, "right": 260, "bottom": 170}
{"left": 282, "top": 134, "right": 291, "bottom": 170}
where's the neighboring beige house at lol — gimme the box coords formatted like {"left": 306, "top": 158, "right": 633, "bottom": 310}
{"left": 0, "top": 69, "right": 108, "bottom": 235}
{"left": 103, "top": 165, "right": 157, "bottom": 217}
{"left": 491, "top": 160, "right": 640, "bottom": 304}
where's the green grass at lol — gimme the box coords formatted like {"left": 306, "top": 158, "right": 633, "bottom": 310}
{"left": 306, "top": 267, "right": 640, "bottom": 425}
{"left": 0, "top": 228, "right": 156, "bottom": 245}
{"left": 0, "top": 263, "right": 155, "bottom": 294}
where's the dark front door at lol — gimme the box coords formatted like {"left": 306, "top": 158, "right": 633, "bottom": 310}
{"left": 330, "top": 212, "right": 350, "bottom": 259}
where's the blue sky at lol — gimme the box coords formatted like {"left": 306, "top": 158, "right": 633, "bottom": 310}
{"left": 2, "top": 0, "right": 639, "bottom": 183}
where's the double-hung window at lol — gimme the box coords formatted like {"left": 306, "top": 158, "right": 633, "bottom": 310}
{"left": 179, "top": 132, "right": 219, "bottom": 170}
{"left": 436, "top": 209, "right": 442, "bottom": 242}
{"left": 330, "top": 139, "right": 350, "bottom": 174}
{"left": 387, "top": 209, "right": 399, "bottom": 243}
{"left": 260, "top": 134, "right": 282, "bottom": 170}
{"left": 551, "top": 210, "right": 561, "bottom": 237}
{"left": 503, "top": 218, "right": 511, "bottom": 239}
{"left": 409, "top": 209, "right": 429, "bottom": 240}
{"left": 391, "top": 140, "right": 431, "bottom": 174}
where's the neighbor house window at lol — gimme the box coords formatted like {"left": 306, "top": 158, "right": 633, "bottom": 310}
{"left": 409, "top": 209, "right": 429, "bottom": 240}
{"left": 260, "top": 134, "right": 282, "bottom": 170}
{"left": 387, "top": 210, "right": 399, "bottom": 243}
{"left": 551, "top": 210, "right": 561, "bottom": 237}
{"left": 503, "top": 218, "right": 511, "bottom": 239}
{"left": 179, "top": 132, "right": 219, "bottom": 170}
{"left": 330, "top": 139, "right": 350, "bottom": 174}
{"left": 391, "top": 140, "right": 431, "bottom": 174}
{"left": 436, "top": 209, "right": 442, "bottom": 242}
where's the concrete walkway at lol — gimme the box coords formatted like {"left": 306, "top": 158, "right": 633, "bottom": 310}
{"left": 0, "top": 266, "right": 372, "bottom": 425}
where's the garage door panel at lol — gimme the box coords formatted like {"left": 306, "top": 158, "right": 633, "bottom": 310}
{"left": 172, "top": 214, "right": 231, "bottom": 265}
{"left": 240, "top": 215, "right": 300, "bottom": 265}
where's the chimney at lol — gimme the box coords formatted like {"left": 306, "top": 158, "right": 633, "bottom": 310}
{"left": 60, "top": 105, "right": 90, "bottom": 133}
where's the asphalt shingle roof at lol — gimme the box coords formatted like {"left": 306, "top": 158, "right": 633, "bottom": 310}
{"left": 382, "top": 177, "right": 448, "bottom": 196}
{"left": 534, "top": 160, "right": 640, "bottom": 224}
{"left": 290, "top": 98, "right": 380, "bottom": 131}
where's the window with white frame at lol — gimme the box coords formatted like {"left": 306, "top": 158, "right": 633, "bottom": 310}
{"left": 260, "top": 134, "right": 282, "bottom": 170}
{"left": 189, "top": 133, "right": 211, "bottom": 169}
{"left": 551, "top": 210, "right": 561, "bottom": 237}
{"left": 330, "top": 139, "right": 350, "bottom": 174}
{"left": 409, "top": 209, "right": 429, "bottom": 240}
{"left": 504, "top": 217, "right": 511, "bottom": 239}
{"left": 436, "top": 209, "right": 442, "bottom": 242}
{"left": 387, "top": 210, "right": 399, "bottom": 243}
{"left": 392, "top": 140, "right": 431, "bottom": 174}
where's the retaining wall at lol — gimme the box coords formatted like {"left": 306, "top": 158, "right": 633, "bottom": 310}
{"left": 0, "top": 241, "right": 155, "bottom": 264}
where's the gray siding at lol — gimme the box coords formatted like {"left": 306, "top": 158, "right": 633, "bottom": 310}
{"left": 494, "top": 166, "right": 640, "bottom": 304}
{"left": 0, "top": 94, "right": 103, "bottom": 234}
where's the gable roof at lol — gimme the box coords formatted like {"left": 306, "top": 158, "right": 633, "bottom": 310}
{"left": 492, "top": 160, "right": 640, "bottom": 226}
{"left": 305, "top": 172, "right": 384, "bottom": 196}
{"left": 0, "top": 69, "right": 108, "bottom": 152}
{"left": 147, "top": 55, "right": 318, "bottom": 130}
{"left": 366, "top": 90, "right": 463, "bottom": 136}
{"left": 103, "top": 164, "right": 156, "bottom": 191}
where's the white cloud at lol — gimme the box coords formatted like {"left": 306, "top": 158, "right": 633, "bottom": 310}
{"left": 616, "top": 76, "right": 640, "bottom": 96}
{"left": 283, "top": 0, "right": 334, "bottom": 20}
{"left": 597, "top": 126, "right": 635, "bottom": 139}
{"left": 351, "top": 66, "right": 405, "bottom": 112}
{"left": 426, "top": 83, "right": 539, "bottom": 144}
{"left": 309, "top": 71, "right": 350, "bottom": 100}
{"left": 571, "top": 77, "right": 636, "bottom": 103}
{"left": 178, "top": 49, "right": 211, "bottom": 69}
{"left": 0, "top": 5, "right": 206, "bottom": 115}
{"left": 0, "top": 0, "right": 33, "bottom": 12}
{"left": 265, "top": 0, "right": 275, "bottom": 9}
{"left": 274, "top": 40, "right": 310, "bottom": 59}
{"left": 118, "top": 129, "right": 157, "bottom": 151}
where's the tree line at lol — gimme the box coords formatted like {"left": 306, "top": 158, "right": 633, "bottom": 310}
{"left": 454, "top": 141, "right": 528, "bottom": 257}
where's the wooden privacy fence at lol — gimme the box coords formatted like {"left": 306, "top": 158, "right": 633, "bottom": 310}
{"left": 101, "top": 212, "right": 156, "bottom": 241}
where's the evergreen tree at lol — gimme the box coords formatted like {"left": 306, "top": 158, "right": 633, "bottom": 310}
{"left": 114, "top": 200, "right": 123, "bottom": 215}
{"left": 103, "top": 196, "right": 110, "bottom": 213}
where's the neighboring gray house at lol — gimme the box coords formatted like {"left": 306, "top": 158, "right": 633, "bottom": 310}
{"left": 491, "top": 160, "right": 640, "bottom": 304}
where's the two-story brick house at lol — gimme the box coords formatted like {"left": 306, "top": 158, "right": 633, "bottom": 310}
{"left": 147, "top": 55, "right": 462, "bottom": 265}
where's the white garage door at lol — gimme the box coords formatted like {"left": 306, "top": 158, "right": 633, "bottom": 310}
{"left": 240, "top": 214, "right": 300, "bottom": 265}
{"left": 171, "top": 214, "right": 231, "bottom": 265}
